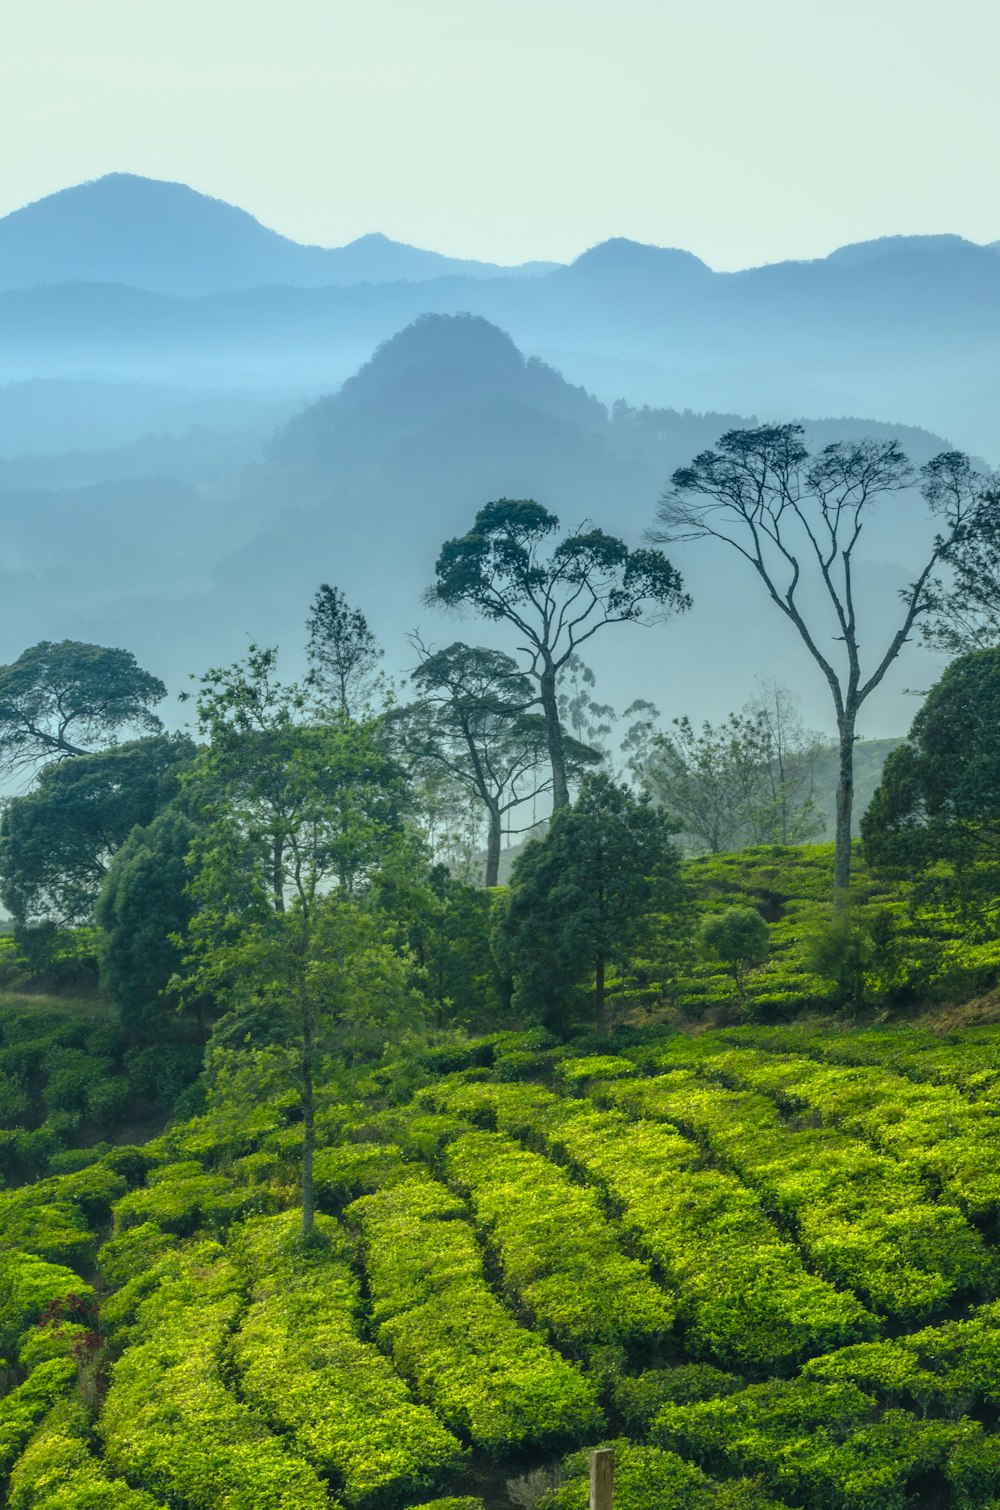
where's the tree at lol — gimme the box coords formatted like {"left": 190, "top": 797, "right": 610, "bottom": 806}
{"left": 862, "top": 647, "right": 1000, "bottom": 896}
{"left": 655, "top": 431, "right": 990, "bottom": 887}
{"left": 429, "top": 499, "right": 689, "bottom": 810}
{"left": 306, "top": 583, "right": 384, "bottom": 716}
{"left": 0, "top": 734, "right": 195, "bottom": 926}
{"left": 700, "top": 907, "right": 769, "bottom": 1004}
{"left": 652, "top": 430, "right": 989, "bottom": 891}
{"left": 181, "top": 645, "right": 413, "bottom": 1237}
{"left": 0, "top": 640, "right": 166, "bottom": 777}
{"left": 920, "top": 471, "right": 1000, "bottom": 655}
{"left": 642, "top": 693, "right": 822, "bottom": 853}
{"left": 498, "top": 772, "right": 686, "bottom": 1035}
{"left": 96, "top": 803, "right": 201, "bottom": 1028}
{"left": 403, "top": 640, "right": 599, "bottom": 885}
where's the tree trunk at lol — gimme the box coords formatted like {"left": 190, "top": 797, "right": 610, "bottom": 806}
{"left": 300, "top": 1022, "right": 316, "bottom": 1241}
{"left": 540, "top": 665, "right": 570, "bottom": 811}
{"left": 484, "top": 807, "right": 502, "bottom": 887}
{"left": 595, "top": 953, "right": 607, "bottom": 1037}
{"left": 833, "top": 715, "right": 856, "bottom": 898}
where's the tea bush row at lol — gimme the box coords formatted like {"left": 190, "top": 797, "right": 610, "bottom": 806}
{"left": 609, "top": 1071, "right": 994, "bottom": 1318}
{"left": 429, "top": 1081, "right": 874, "bottom": 1369}
{"left": 7, "top": 1396, "right": 166, "bottom": 1508}
{"left": 442, "top": 1127, "right": 675, "bottom": 1353}
{"left": 98, "top": 1239, "right": 330, "bottom": 1509}
{"left": 230, "top": 1211, "right": 465, "bottom": 1505}
{"left": 347, "top": 1174, "right": 603, "bottom": 1453}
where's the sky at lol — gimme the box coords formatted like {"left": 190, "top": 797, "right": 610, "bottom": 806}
{"left": 1, "top": 0, "right": 998, "bottom": 268}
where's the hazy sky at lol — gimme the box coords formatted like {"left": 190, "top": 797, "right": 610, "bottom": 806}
{"left": 1, "top": 0, "right": 997, "bottom": 269}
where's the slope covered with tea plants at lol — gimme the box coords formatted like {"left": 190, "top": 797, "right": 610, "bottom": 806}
{"left": 5, "top": 1013, "right": 1000, "bottom": 1510}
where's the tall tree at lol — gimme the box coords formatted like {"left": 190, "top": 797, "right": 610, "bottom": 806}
{"left": 429, "top": 499, "right": 688, "bottom": 810}
{"left": 0, "top": 640, "right": 166, "bottom": 778}
{"left": 306, "top": 583, "right": 384, "bottom": 717}
{"left": 919, "top": 469, "right": 1000, "bottom": 655}
{"left": 652, "top": 429, "right": 988, "bottom": 891}
{"left": 498, "top": 772, "right": 686, "bottom": 1035}
{"left": 0, "top": 734, "right": 195, "bottom": 926}
{"left": 181, "top": 645, "right": 412, "bottom": 1237}
{"left": 862, "top": 647, "right": 1000, "bottom": 893}
{"left": 404, "top": 640, "right": 598, "bottom": 885}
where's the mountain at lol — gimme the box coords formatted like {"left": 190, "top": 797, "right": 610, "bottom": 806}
{"left": 0, "top": 175, "right": 558, "bottom": 295}
{"left": 4, "top": 311, "right": 952, "bottom": 747}
{"left": 0, "top": 204, "right": 997, "bottom": 456}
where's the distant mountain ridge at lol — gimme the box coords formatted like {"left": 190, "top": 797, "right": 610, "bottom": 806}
{"left": 0, "top": 174, "right": 558, "bottom": 295}
{"left": 2, "top": 174, "right": 997, "bottom": 298}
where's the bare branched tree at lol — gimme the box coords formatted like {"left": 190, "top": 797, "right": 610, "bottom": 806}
{"left": 651, "top": 427, "right": 988, "bottom": 891}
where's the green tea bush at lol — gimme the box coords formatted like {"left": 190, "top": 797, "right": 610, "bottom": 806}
{"left": 434, "top": 1081, "right": 873, "bottom": 1369}
{"left": 0, "top": 1357, "right": 76, "bottom": 1484}
{"left": 231, "top": 1212, "right": 465, "bottom": 1504}
{"left": 654, "top": 1378, "right": 967, "bottom": 1510}
{"left": 443, "top": 1128, "right": 674, "bottom": 1352}
{"left": 99, "top": 1239, "right": 329, "bottom": 1509}
{"left": 0, "top": 1249, "right": 94, "bottom": 1357}
{"left": 8, "top": 1395, "right": 167, "bottom": 1508}
{"left": 540, "top": 1440, "right": 784, "bottom": 1510}
{"left": 348, "top": 1175, "right": 603, "bottom": 1453}
{"left": 611, "top": 1070, "right": 995, "bottom": 1318}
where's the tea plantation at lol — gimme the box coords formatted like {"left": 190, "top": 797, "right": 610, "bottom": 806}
{"left": 5, "top": 1011, "right": 1000, "bottom": 1510}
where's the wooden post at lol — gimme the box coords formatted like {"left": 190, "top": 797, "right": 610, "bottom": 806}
{"left": 589, "top": 1448, "right": 614, "bottom": 1510}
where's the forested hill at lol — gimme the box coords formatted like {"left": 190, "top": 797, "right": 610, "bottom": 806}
{"left": 0, "top": 314, "right": 959, "bottom": 735}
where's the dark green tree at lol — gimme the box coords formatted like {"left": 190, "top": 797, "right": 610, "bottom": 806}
{"left": 404, "top": 640, "right": 599, "bottom": 885}
{"left": 0, "top": 734, "right": 195, "bottom": 926}
{"left": 428, "top": 499, "right": 688, "bottom": 810}
{"left": 862, "top": 647, "right": 1000, "bottom": 896}
{"left": 920, "top": 472, "right": 1000, "bottom": 655}
{"left": 181, "top": 644, "right": 415, "bottom": 1238}
{"left": 498, "top": 772, "right": 686, "bottom": 1035}
{"left": 0, "top": 640, "right": 166, "bottom": 777}
{"left": 95, "top": 804, "right": 201, "bottom": 1027}
{"left": 700, "top": 906, "right": 770, "bottom": 1003}
{"left": 653, "top": 432, "right": 989, "bottom": 893}
{"left": 306, "top": 582, "right": 384, "bottom": 716}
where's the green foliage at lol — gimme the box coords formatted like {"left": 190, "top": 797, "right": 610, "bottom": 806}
{"left": 613, "top": 1067, "right": 994, "bottom": 1319}
{"left": 96, "top": 801, "right": 200, "bottom": 1023}
{"left": 99, "top": 1239, "right": 330, "bottom": 1508}
{"left": 7, "top": 1396, "right": 164, "bottom": 1508}
{"left": 500, "top": 773, "right": 688, "bottom": 1033}
{"left": 0, "top": 1357, "right": 76, "bottom": 1485}
{"left": 863, "top": 647, "right": 1000, "bottom": 900}
{"left": 0, "top": 1248, "right": 95, "bottom": 1356}
{"left": 700, "top": 906, "right": 769, "bottom": 999}
{"left": 231, "top": 1212, "right": 465, "bottom": 1503}
{"left": 348, "top": 1174, "right": 603, "bottom": 1453}
{"left": 443, "top": 1127, "right": 675, "bottom": 1352}
{"left": 0, "top": 639, "right": 166, "bottom": 779}
{"left": 540, "top": 1440, "right": 783, "bottom": 1510}
{"left": 430, "top": 1080, "right": 873, "bottom": 1369}
{"left": 0, "top": 734, "right": 195, "bottom": 929}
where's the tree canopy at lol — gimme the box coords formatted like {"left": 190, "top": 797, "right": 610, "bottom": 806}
{"left": 0, "top": 640, "right": 166, "bottom": 777}
{"left": 0, "top": 733, "right": 195, "bottom": 926}
{"left": 653, "top": 427, "right": 991, "bottom": 891}
{"left": 429, "top": 499, "right": 688, "bottom": 808}
{"left": 498, "top": 772, "right": 686, "bottom": 1034}
{"left": 862, "top": 647, "right": 1000, "bottom": 890}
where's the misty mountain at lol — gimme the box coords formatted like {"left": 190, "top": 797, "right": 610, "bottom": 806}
{"left": 0, "top": 203, "right": 996, "bottom": 454}
{"left": 0, "top": 176, "right": 556, "bottom": 296}
{"left": 4, "top": 312, "right": 956, "bottom": 746}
